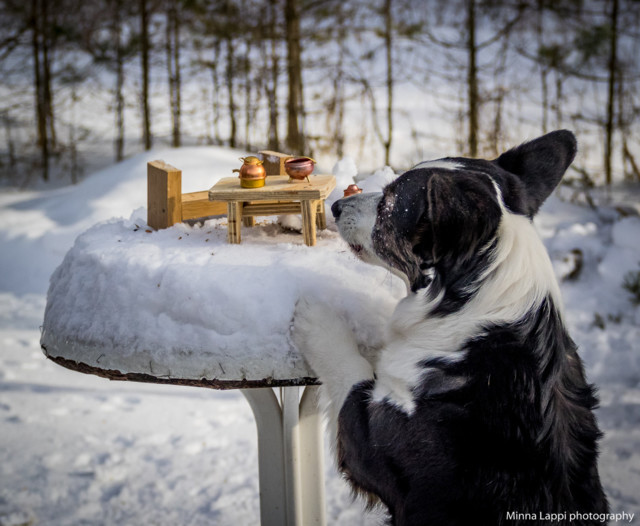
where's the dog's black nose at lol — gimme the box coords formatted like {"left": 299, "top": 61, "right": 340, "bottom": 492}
{"left": 331, "top": 199, "right": 344, "bottom": 220}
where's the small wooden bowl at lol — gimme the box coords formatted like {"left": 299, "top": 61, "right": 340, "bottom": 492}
{"left": 285, "top": 157, "right": 315, "bottom": 182}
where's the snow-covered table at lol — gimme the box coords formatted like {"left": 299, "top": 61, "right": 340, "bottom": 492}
{"left": 39, "top": 214, "right": 405, "bottom": 526}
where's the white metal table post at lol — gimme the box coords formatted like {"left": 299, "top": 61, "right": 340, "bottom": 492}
{"left": 242, "top": 386, "right": 326, "bottom": 526}
{"left": 299, "top": 386, "right": 327, "bottom": 525}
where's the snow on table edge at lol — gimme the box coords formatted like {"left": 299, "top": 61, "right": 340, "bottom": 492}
{"left": 40, "top": 329, "right": 319, "bottom": 389}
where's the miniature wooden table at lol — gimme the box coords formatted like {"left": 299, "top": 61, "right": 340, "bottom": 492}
{"left": 208, "top": 175, "right": 336, "bottom": 246}
{"left": 41, "top": 332, "right": 326, "bottom": 526}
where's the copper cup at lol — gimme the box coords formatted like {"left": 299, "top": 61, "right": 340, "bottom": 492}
{"left": 285, "top": 157, "right": 316, "bottom": 182}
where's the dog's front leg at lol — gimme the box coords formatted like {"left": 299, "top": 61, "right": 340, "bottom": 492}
{"left": 292, "top": 298, "right": 374, "bottom": 437}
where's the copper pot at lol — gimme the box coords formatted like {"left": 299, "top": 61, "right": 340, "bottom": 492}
{"left": 285, "top": 157, "right": 316, "bottom": 182}
{"left": 343, "top": 184, "right": 363, "bottom": 197}
{"left": 234, "top": 156, "right": 266, "bottom": 188}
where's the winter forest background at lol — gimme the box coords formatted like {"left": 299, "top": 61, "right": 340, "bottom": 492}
{"left": 1, "top": 0, "right": 640, "bottom": 187}
{"left": 1, "top": 1, "right": 640, "bottom": 524}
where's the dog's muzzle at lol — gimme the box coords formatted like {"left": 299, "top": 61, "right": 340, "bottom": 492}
{"left": 331, "top": 199, "right": 344, "bottom": 220}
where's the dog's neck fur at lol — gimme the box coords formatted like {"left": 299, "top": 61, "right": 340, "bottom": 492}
{"left": 373, "top": 208, "right": 563, "bottom": 413}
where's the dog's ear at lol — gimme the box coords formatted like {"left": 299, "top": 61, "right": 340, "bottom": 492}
{"left": 416, "top": 173, "right": 501, "bottom": 266}
{"left": 494, "top": 130, "right": 577, "bottom": 216}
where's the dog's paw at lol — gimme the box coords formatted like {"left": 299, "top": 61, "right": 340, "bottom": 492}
{"left": 293, "top": 297, "right": 374, "bottom": 410}
{"left": 291, "top": 297, "right": 318, "bottom": 349}
{"left": 292, "top": 298, "right": 357, "bottom": 372}
{"left": 292, "top": 297, "right": 339, "bottom": 352}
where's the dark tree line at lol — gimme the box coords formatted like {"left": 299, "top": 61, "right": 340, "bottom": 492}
{"left": 0, "top": 0, "right": 638, "bottom": 185}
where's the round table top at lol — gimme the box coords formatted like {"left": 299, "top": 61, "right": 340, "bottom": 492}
{"left": 41, "top": 335, "right": 319, "bottom": 389}
{"left": 40, "top": 212, "right": 404, "bottom": 390}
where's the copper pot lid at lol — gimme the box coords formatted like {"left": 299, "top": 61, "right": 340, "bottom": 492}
{"left": 343, "top": 184, "right": 363, "bottom": 197}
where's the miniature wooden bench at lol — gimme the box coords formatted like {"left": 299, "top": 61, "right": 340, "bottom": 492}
{"left": 147, "top": 150, "right": 294, "bottom": 230}
{"left": 147, "top": 150, "right": 336, "bottom": 246}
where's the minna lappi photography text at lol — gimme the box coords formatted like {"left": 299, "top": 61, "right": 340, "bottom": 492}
{"left": 506, "top": 511, "right": 636, "bottom": 523}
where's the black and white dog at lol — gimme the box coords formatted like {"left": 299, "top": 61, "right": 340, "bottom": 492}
{"left": 293, "top": 131, "right": 608, "bottom": 525}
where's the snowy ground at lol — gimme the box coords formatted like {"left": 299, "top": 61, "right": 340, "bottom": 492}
{"left": 1, "top": 146, "right": 639, "bottom": 525}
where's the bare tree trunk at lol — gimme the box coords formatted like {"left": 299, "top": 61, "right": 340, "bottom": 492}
{"left": 360, "top": 1, "right": 394, "bottom": 166}
{"left": 383, "top": 0, "right": 393, "bottom": 165}
{"left": 31, "top": 0, "right": 48, "bottom": 180}
{"left": 537, "top": 0, "right": 548, "bottom": 134}
{"left": 266, "top": 0, "right": 279, "bottom": 151}
{"left": 251, "top": 60, "right": 263, "bottom": 151}
{"left": 173, "top": 4, "right": 181, "bottom": 147}
{"left": 225, "top": 35, "right": 237, "bottom": 148}
{"left": 166, "top": 0, "right": 181, "bottom": 148}
{"left": 605, "top": 0, "right": 619, "bottom": 185}
{"left": 285, "top": 0, "right": 304, "bottom": 154}
{"left": 115, "top": 61, "right": 125, "bottom": 160}
{"left": 491, "top": 88, "right": 504, "bottom": 157}
{"left": 332, "top": 4, "right": 346, "bottom": 158}
{"left": 114, "top": 0, "right": 125, "bottom": 161}
{"left": 244, "top": 58, "right": 251, "bottom": 150}
{"left": 41, "top": 0, "right": 56, "bottom": 151}
{"left": 2, "top": 111, "right": 16, "bottom": 170}
{"left": 540, "top": 67, "right": 549, "bottom": 133}
{"left": 166, "top": 2, "right": 175, "bottom": 144}
{"left": 489, "top": 37, "right": 510, "bottom": 156}
{"left": 554, "top": 71, "right": 563, "bottom": 128}
{"left": 243, "top": 37, "right": 252, "bottom": 150}
{"left": 211, "top": 40, "right": 222, "bottom": 145}
{"left": 140, "top": 0, "right": 152, "bottom": 150}
{"left": 623, "top": 140, "right": 640, "bottom": 181}
{"left": 466, "top": 0, "right": 479, "bottom": 157}
{"left": 616, "top": 64, "right": 638, "bottom": 181}
{"left": 69, "top": 84, "right": 80, "bottom": 184}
